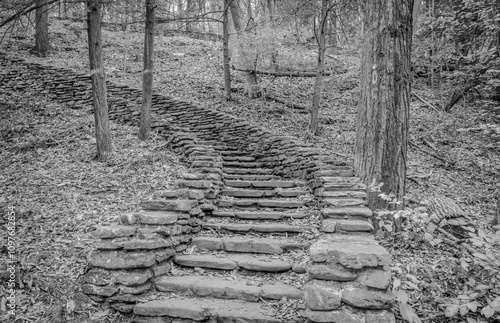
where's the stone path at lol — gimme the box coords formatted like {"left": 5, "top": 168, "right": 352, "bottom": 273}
{"left": 135, "top": 143, "right": 316, "bottom": 322}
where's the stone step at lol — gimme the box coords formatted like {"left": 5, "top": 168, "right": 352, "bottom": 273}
{"left": 213, "top": 145, "right": 238, "bottom": 151}
{"left": 319, "top": 190, "right": 368, "bottom": 199}
{"left": 217, "top": 199, "right": 306, "bottom": 209}
{"left": 203, "top": 222, "right": 315, "bottom": 233}
{"left": 321, "top": 206, "right": 373, "bottom": 218}
{"left": 192, "top": 236, "right": 310, "bottom": 254}
{"left": 323, "top": 182, "right": 367, "bottom": 191}
{"left": 174, "top": 254, "right": 295, "bottom": 272}
{"left": 223, "top": 161, "right": 260, "bottom": 168}
{"left": 322, "top": 198, "right": 367, "bottom": 207}
{"left": 211, "top": 210, "right": 309, "bottom": 220}
{"left": 221, "top": 156, "right": 256, "bottom": 162}
{"left": 155, "top": 275, "right": 302, "bottom": 301}
{"left": 223, "top": 174, "right": 280, "bottom": 181}
{"left": 224, "top": 168, "right": 274, "bottom": 175}
{"left": 221, "top": 189, "right": 309, "bottom": 198}
{"left": 134, "top": 298, "right": 282, "bottom": 323}
{"left": 321, "top": 218, "right": 375, "bottom": 233}
{"left": 225, "top": 180, "right": 306, "bottom": 189}
{"left": 219, "top": 150, "right": 247, "bottom": 155}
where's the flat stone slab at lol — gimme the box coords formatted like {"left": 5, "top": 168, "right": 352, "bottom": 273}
{"left": 155, "top": 276, "right": 301, "bottom": 301}
{"left": 141, "top": 200, "right": 198, "bottom": 212}
{"left": 174, "top": 255, "right": 237, "bottom": 270}
{"left": 89, "top": 250, "right": 156, "bottom": 270}
{"left": 250, "top": 181, "right": 299, "bottom": 188}
{"left": 321, "top": 219, "right": 374, "bottom": 233}
{"left": 323, "top": 182, "right": 367, "bottom": 191}
{"left": 310, "top": 235, "right": 391, "bottom": 269}
{"left": 221, "top": 189, "right": 265, "bottom": 198}
{"left": 235, "top": 211, "right": 308, "bottom": 220}
{"left": 204, "top": 222, "right": 313, "bottom": 233}
{"left": 323, "top": 198, "right": 366, "bottom": 207}
{"left": 224, "top": 174, "right": 278, "bottom": 181}
{"left": 277, "top": 190, "right": 309, "bottom": 197}
{"left": 320, "top": 191, "right": 368, "bottom": 199}
{"left": 322, "top": 206, "right": 373, "bottom": 218}
{"left": 223, "top": 237, "right": 284, "bottom": 254}
{"left": 192, "top": 237, "right": 304, "bottom": 254}
{"left": 258, "top": 200, "right": 305, "bottom": 208}
{"left": 229, "top": 255, "right": 292, "bottom": 272}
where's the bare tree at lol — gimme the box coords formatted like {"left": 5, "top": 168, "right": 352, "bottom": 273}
{"left": 35, "top": 0, "right": 50, "bottom": 55}
{"left": 139, "top": 0, "right": 156, "bottom": 140}
{"left": 87, "top": 0, "right": 112, "bottom": 159}
{"left": 223, "top": 0, "right": 231, "bottom": 101}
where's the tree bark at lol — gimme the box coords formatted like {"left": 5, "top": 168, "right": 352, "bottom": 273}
{"left": 355, "top": 0, "right": 413, "bottom": 210}
{"left": 310, "top": 0, "right": 328, "bottom": 135}
{"left": 139, "top": 0, "right": 156, "bottom": 140}
{"left": 87, "top": 0, "right": 112, "bottom": 159}
{"left": 223, "top": 0, "right": 231, "bottom": 101}
{"left": 35, "top": 0, "right": 50, "bottom": 55}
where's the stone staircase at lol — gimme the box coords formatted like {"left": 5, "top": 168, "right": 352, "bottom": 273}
{"left": 0, "top": 55, "right": 396, "bottom": 323}
{"left": 134, "top": 143, "right": 318, "bottom": 322}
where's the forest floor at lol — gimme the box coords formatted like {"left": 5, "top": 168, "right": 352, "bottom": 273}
{"left": 1, "top": 19, "right": 499, "bottom": 323}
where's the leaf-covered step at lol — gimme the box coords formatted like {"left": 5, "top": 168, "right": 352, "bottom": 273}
{"left": 224, "top": 168, "right": 274, "bottom": 175}
{"left": 319, "top": 190, "right": 368, "bottom": 199}
{"left": 192, "top": 236, "right": 310, "bottom": 254}
{"left": 203, "top": 222, "right": 315, "bottom": 233}
{"left": 225, "top": 180, "right": 306, "bottom": 189}
{"left": 223, "top": 161, "right": 260, "bottom": 168}
{"left": 174, "top": 254, "right": 294, "bottom": 273}
{"left": 134, "top": 298, "right": 282, "bottom": 323}
{"left": 155, "top": 275, "right": 302, "bottom": 301}
{"left": 322, "top": 198, "right": 367, "bottom": 207}
{"left": 219, "top": 150, "right": 248, "bottom": 156}
{"left": 321, "top": 218, "right": 375, "bottom": 233}
{"left": 211, "top": 210, "right": 309, "bottom": 220}
{"left": 221, "top": 189, "right": 309, "bottom": 198}
{"left": 217, "top": 199, "right": 305, "bottom": 209}
{"left": 321, "top": 206, "right": 373, "bottom": 218}
{"left": 221, "top": 156, "right": 256, "bottom": 162}
{"left": 223, "top": 173, "right": 280, "bottom": 181}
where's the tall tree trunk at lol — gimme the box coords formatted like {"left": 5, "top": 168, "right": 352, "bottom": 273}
{"left": 354, "top": 0, "right": 413, "bottom": 210}
{"left": 230, "top": 0, "right": 260, "bottom": 98}
{"left": 87, "top": 0, "right": 112, "bottom": 159}
{"left": 139, "top": 0, "right": 156, "bottom": 140}
{"left": 35, "top": 0, "right": 50, "bottom": 55}
{"left": 310, "top": 0, "right": 328, "bottom": 135}
{"left": 223, "top": 0, "right": 231, "bottom": 101}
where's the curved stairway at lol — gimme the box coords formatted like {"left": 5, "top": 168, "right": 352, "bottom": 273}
{"left": 134, "top": 143, "right": 322, "bottom": 322}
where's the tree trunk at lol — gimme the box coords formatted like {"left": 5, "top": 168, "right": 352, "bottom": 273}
{"left": 139, "top": 0, "right": 156, "bottom": 140}
{"left": 87, "top": 0, "right": 112, "bottom": 159}
{"left": 310, "top": 0, "right": 328, "bottom": 135}
{"left": 229, "top": 0, "right": 260, "bottom": 98}
{"left": 354, "top": 0, "right": 413, "bottom": 210}
{"left": 35, "top": 0, "right": 50, "bottom": 55}
{"left": 223, "top": 0, "right": 231, "bottom": 101}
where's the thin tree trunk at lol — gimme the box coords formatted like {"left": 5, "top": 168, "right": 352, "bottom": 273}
{"left": 35, "top": 0, "right": 50, "bottom": 55}
{"left": 139, "top": 0, "right": 156, "bottom": 140}
{"left": 87, "top": 0, "right": 112, "bottom": 159}
{"left": 311, "top": 0, "right": 328, "bottom": 135}
{"left": 223, "top": 0, "right": 231, "bottom": 101}
{"left": 354, "top": 0, "right": 413, "bottom": 210}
